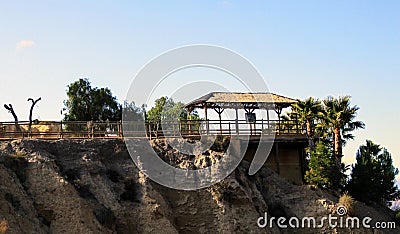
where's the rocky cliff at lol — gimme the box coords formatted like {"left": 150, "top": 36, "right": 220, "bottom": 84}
{"left": 0, "top": 139, "right": 398, "bottom": 233}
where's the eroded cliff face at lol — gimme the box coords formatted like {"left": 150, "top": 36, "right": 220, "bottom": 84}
{"left": 0, "top": 139, "right": 398, "bottom": 234}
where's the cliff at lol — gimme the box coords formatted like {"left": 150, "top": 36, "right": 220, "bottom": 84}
{"left": 0, "top": 139, "right": 397, "bottom": 233}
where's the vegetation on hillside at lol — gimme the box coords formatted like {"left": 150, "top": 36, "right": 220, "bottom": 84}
{"left": 63, "top": 78, "right": 121, "bottom": 122}
{"left": 290, "top": 96, "right": 398, "bottom": 207}
{"left": 146, "top": 96, "right": 200, "bottom": 122}
{"left": 0, "top": 220, "right": 8, "bottom": 234}
{"left": 305, "top": 141, "right": 345, "bottom": 190}
{"left": 347, "top": 140, "right": 400, "bottom": 205}
{"left": 289, "top": 97, "right": 323, "bottom": 152}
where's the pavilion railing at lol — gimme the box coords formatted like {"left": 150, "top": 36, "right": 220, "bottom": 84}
{"left": 143, "top": 119, "right": 306, "bottom": 138}
{"left": 0, "top": 119, "right": 306, "bottom": 140}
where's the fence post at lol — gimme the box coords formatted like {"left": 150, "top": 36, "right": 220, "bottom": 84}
{"left": 118, "top": 121, "right": 122, "bottom": 138}
{"left": 261, "top": 119, "right": 264, "bottom": 135}
{"left": 149, "top": 124, "right": 152, "bottom": 140}
{"left": 90, "top": 122, "right": 95, "bottom": 139}
{"left": 60, "top": 121, "right": 63, "bottom": 139}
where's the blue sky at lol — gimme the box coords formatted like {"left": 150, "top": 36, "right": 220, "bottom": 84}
{"left": 0, "top": 1, "right": 399, "bottom": 169}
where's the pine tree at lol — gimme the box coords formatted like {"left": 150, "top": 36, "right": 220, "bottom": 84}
{"left": 347, "top": 140, "right": 400, "bottom": 205}
{"left": 305, "top": 141, "right": 346, "bottom": 190}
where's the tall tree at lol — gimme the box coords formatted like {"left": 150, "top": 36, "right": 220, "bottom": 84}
{"left": 146, "top": 96, "right": 200, "bottom": 136}
{"left": 122, "top": 101, "right": 145, "bottom": 121}
{"left": 27, "top": 97, "right": 41, "bottom": 136}
{"left": 347, "top": 140, "right": 400, "bottom": 205}
{"left": 290, "top": 97, "right": 323, "bottom": 152}
{"left": 63, "top": 78, "right": 121, "bottom": 121}
{"left": 3, "top": 104, "right": 21, "bottom": 133}
{"left": 146, "top": 96, "right": 193, "bottom": 122}
{"left": 321, "top": 96, "right": 365, "bottom": 168}
{"left": 305, "top": 141, "right": 344, "bottom": 189}
{"left": 4, "top": 104, "right": 18, "bottom": 123}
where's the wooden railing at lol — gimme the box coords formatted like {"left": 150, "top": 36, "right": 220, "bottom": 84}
{"left": 0, "top": 121, "right": 123, "bottom": 140}
{"left": 126, "top": 119, "right": 306, "bottom": 139}
{"left": 0, "top": 119, "right": 306, "bottom": 140}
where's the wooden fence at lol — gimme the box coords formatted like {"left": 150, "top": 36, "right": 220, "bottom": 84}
{"left": 0, "top": 119, "right": 306, "bottom": 140}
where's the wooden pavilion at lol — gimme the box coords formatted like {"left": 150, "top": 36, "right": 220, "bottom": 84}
{"left": 185, "top": 92, "right": 308, "bottom": 184}
{"left": 185, "top": 92, "right": 298, "bottom": 135}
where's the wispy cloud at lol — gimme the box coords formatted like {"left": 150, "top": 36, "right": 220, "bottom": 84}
{"left": 16, "top": 40, "right": 35, "bottom": 52}
{"left": 220, "top": 1, "right": 232, "bottom": 7}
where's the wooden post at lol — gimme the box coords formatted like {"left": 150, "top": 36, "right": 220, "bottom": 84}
{"left": 91, "top": 123, "right": 94, "bottom": 139}
{"left": 60, "top": 121, "right": 63, "bottom": 139}
{"left": 213, "top": 106, "right": 224, "bottom": 136}
{"left": 275, "top": 106, "right": 282, "bottom": 135}
{"left": 187, "top": 110, "right": 191, "bottom": 135}
{"left": 149, "top": 124, "right": 152, "bottom": 140}
{"left": 278, "top": 113, "right": 281, "bottom": 134}
{"left": 235, "top": 108, "right": 239, "bottom": 135}
{"left": 206, "top": 119, "right": 209, "bottom": 135}
{"left": 204, "top": 105, "right": 209, "bottom": 135}
{"left": 266, "top": 109, "right": 270, "bottom": 133}
{"left": 250, "top": 120, "right": 252, "bottom": 135}
{"left": 218, "top": 113, "right": 222, "bottom": 135}
{"left": 117, "top": 121, "right": 121, "bottom": 138}
{"left": 261, "top": 119, "right": 264, "bottom": 135}
{"left": 155, "top": 122, "right": 159, "bottom": 138}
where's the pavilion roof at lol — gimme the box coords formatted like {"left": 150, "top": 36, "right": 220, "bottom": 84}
{"left": 185, "top": 92, "right": 297, "bottom": 110}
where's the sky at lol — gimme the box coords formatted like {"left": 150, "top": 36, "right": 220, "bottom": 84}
{"left": 0, "top": 1, "right": 399, "bottom": 171}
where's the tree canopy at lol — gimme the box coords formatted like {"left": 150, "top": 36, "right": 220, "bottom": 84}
{"left": 347, "top": 140, "right": 399, "bottom": 205}
{"left": 321, "top": 96, "right": 365, "bottom": 167}
{"left": 63, "top": 78, "right": 121, "bottom": 121}
{"left": 305, "top": 141, "right": 346, "bottom": 190}
{"left": 146, "top": 96, "right": 199, "bottom": 122}
{"left": 290, "top": 97, "right": 323, "bottom": 152}
{"left": 288, "top": 96, "right": 366, "bottom": 193}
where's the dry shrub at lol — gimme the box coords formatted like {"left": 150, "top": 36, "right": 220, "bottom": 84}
{"left": 0, "top": 220, "right": 9, "bottom": 234}
{"left": 338, "top": 192, "right": 356, "bottom": 216}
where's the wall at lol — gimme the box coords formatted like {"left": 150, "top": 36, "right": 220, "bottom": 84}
{"left": 243, "top": 140, "right": 307, "bottom": 185}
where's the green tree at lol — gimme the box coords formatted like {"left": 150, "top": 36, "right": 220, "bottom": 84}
{"left": 146, "top": 96, "right": 198, "bottom": 121}
{"left": 146, "top": 96, "right": 167, "bottom": 121}
{"left": 146, "top": 96, "right": 201, "bottom": 136}
{"left": 305, "top": 141, "right": 346, "bottom": 190}
{"left": 122, "top": 101, "right": 144, "bottom": 121}
{"left": 320, "top": 96, "right": 365, "bottom": 168}
{"left": 347, "top": 140, "right": 400, "bottom": 205}
{"left": 63, "top": 78, "right": 121, "bottom": 121}
{"left": 290, "top": 97, "right": 323, "bottom": 152}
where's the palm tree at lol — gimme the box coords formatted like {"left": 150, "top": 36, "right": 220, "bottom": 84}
{"left": 290, "top": 97, "right": 323, "bottom": 152}
{"left": 322, "top": 96, "right": 365, "bottom": 168}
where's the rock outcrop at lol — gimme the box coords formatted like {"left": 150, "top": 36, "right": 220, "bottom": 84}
{"left": 0, "top": 139, "right": 398, "bottom": 233}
